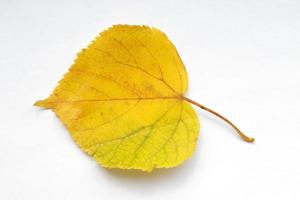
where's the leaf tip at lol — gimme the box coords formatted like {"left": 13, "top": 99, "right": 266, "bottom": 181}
{"left": 33, "top": 99, "right": 53, "bottom": 109}
{"left": 34, "top": 100, "right": 42, "bottom": 106}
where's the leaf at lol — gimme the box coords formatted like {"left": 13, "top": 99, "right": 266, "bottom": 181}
{"left": 35, "top": 25, "right": 199, "bottom": 172}
{"left": 35, "top": 25, "right": 254, "bottom": 172}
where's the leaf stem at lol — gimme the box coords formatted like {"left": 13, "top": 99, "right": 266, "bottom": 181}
{"left": 182, "top": 96, "right": 255, "bottom": 143}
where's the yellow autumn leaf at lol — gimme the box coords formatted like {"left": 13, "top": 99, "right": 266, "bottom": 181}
{"left": 35, "top": 25, "right": 254, "bottom": 172}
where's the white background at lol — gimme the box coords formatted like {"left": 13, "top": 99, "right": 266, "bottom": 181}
{"left": 1, "top": 0, "right": 300, "bottom": 199}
